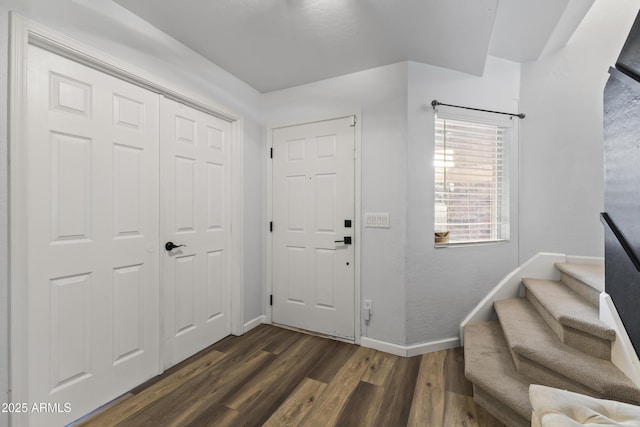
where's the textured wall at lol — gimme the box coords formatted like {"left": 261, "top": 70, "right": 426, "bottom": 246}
{"left": 519, "top": 0, "right": 640, "bottom": 262}
{"left": 405, "top": 58, "right": 522, "bottom": 345}
{"left": 603, "top": 17, "right": 640, "bottom": 357}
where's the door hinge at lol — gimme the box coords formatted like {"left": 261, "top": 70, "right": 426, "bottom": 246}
{"left": 270, "top": 294, "right": 273, "bottom": 306}
{"left": 350, "top": 116, "right": 357, "bottom": 127}
{"left": 270, "top": 147, "right": 273, "bottom": 158}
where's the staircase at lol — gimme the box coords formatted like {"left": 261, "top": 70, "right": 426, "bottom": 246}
{"left": 464, "top": 262, "right": 640, "bottom": 427}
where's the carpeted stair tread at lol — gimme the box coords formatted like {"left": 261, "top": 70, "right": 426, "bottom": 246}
{"left": 464, "top": 321, "right": 533, "bottom": 422}
{"left": 522, "top": 278, "right": 615, "bottom": 341}
{"left": 555, "top": 262, "right": 603, "bottom": 291}
{"left": 494, "top": 298, "right": 640, "bottom": 404}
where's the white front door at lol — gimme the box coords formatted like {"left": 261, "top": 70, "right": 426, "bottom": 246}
{"left": 160, "top": 98, "right": 232, "bottom": 368}
{"left": 272, "top": 117, "right": 356, "bottom": 340}
{"left": 25, "top": 45, "right": 160, "bottom": 426}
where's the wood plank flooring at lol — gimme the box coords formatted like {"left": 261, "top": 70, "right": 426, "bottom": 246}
{"left": 76, "top": 325, "right": 505, "bottom": 427}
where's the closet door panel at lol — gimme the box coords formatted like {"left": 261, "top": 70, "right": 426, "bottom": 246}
{"left": 161, "top": 98, "right": 232, "bottom": 368}
{"left": 25, "top": 44, "right": 160, "bottom": 427}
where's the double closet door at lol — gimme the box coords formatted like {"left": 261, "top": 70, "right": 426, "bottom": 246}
{"left": 24, "top": 45, "right": 231, "bottom": 426}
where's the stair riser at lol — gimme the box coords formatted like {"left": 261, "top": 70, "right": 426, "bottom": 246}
{"left": 526, "top": 291, "right": 611, "bottom": 360}
{"left": 464, "top": 322, "right": 534, "bottom": 427}
{"left": 517, "top": 351, "right": 640, "bottom": 405}
{"left": 560, "top": 272, "right": 600, "bottom": 307}
{"left": 493, "top": 302, "right": 525, "bottom": 372}
{"left": 564, "top": 327, "right": 611, "bottom": 361}
{"left": 494, "top": 297, "right": 640, "bottom": 404}
{"left": 473, "top": 384, "right": 530, "bottom": 427}
{"left": 516, "top": 354, "right": 601, "bottom": 398}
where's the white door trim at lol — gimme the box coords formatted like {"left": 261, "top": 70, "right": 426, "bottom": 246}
{"left": 8, "top": 14, "right": 244, "bottom": 423}
{"left": 266, "top": 113, "right": 362, "bottom": 344}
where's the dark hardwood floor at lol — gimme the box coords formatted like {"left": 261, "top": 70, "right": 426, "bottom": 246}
{"left": 77, "top": 325, "right": 505, "bottom": 426}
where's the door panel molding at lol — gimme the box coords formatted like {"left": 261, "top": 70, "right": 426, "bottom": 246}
{"left": 23, "top": 44, "right": 161, "bottom": 426}
{"left": 266, "top": 113, "right": 362, "bottom": 343}
{"left": 160, "top": 97, "right": 232, "bottom": 368}
{"left": 8, "top": 14, "right": 244, "bottom": 426}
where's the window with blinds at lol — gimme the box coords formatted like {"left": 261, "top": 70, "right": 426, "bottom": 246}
{"left": 434, "top": 116, "right": 508, "bottom": 244}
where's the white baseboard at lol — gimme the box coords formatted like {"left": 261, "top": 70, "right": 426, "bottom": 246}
{"left": 600, "top": 293, "right": 640, "bottom": 386}
{"left": 565, "top": 255, "right": 604, "bottom": 266}
{"left": 406, "top": 337, "right": 460, "bottom": 357}
{"left": 243, "top": 315, "right": 266, "bottom": 333}
{"left": 361, "top": 336, "right": 459, "bottom": 357}
{"left": 254, "top": 321, "right": 458, "bottom": 357}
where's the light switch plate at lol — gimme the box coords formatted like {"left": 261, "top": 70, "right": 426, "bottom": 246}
{"left": 365, "top": 213, "right": 390, "bottom": 228}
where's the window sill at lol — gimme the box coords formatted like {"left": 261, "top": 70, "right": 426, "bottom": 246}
{"left": 434, "top": 239, "right": 509, "bottom": 249}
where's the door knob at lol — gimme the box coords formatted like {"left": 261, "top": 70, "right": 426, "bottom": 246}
{"left": 165, "top": 241, "right": 185, "bottom": 251}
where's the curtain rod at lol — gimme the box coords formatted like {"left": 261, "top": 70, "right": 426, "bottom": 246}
{"left": 431, "top": 100, "right": 525, "bottom": 119}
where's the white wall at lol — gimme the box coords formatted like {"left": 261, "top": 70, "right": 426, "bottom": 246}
{"left": 262, "top": 63, "right": 409, "bottom": 345}
{"left": 3, "top": 1, "right": 640, "bottom": 424}
{"left": 262, "top": 58, "right": 522, "bottom": 347}
{"left": 0, "top": 2, "right": 264, "bottom": 425}
{"left": 519, "top": 0, "right": 640, "bottom": 261}
{"left": 405, "top": 58, "right": 522, "bottom": 345}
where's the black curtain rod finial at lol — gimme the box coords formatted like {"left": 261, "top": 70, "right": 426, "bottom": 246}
{"left": 431, "top": 99, "right": 524, "bottom": 119}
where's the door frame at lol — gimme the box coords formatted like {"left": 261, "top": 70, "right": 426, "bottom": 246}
{"left": 8, "top": 14, "right": 245, "bottom": 423}
{"left": 266, "top": 114, "right": 362, "bottom": 344}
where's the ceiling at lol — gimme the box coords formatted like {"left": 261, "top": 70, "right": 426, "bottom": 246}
{"left": 113, "top": 0, "right": 595, "bottom": 93}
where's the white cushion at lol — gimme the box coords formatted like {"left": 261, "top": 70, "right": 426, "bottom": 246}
{"left": 529, "top": 384, "right": 640, "bottom": 426}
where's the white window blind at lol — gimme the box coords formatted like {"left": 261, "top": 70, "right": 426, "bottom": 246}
{"left": 434, "top": 115, "right": 508, "bottom": 244}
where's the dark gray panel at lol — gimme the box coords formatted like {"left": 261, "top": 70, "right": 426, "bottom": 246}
{"left": 617, "top": 12, "right": 640, "bottom": 80}
{"left": 604, "top": 70, "right": 640, "bottom": 355}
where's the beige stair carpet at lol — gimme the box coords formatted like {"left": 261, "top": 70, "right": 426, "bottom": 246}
{"left": 464, "top": 321, "right": 532, "bottom": 426}
{"left": 555, "top": 262, "right": 603, "bottom": 307}
{"left": 524, "top": 278, "right": 615, "bottom": 360}
{"left": 495, "top": 297, "right": 640, "bottom": 405}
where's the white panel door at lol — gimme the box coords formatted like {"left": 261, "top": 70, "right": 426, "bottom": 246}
{"left": 272, "top": 117, "right": 356, "bottom": 339}
{"left": 25, "top": 45, "right": 160, "bottom": 426}
{"left": 161, "top": 98, "right": 231, "bottom": 368}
